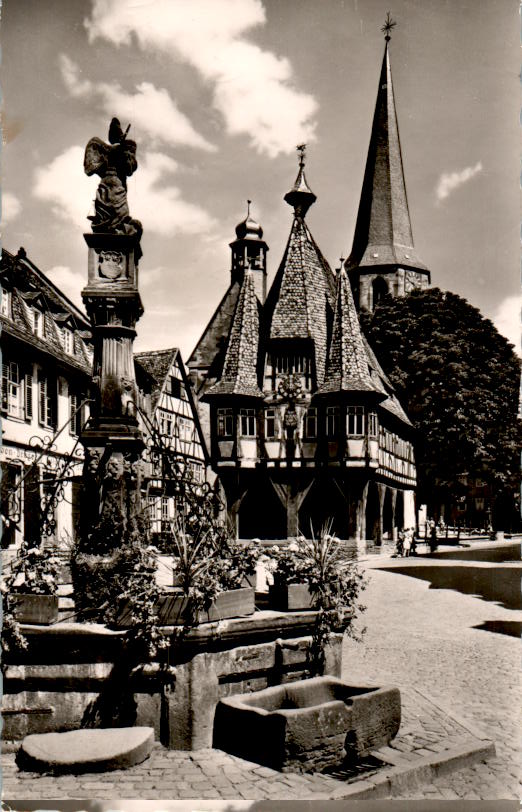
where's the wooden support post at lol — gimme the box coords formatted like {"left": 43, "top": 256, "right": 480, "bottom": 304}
{"left": 376, "top": 483, "right": 386, "bottom": 546}
{"left": 270, "top": 477, "right": 313, "bottom": 539}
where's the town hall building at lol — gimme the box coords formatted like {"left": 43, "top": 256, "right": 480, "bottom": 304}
{"left": 189, "top": 33, "right": 426, "bottom": 542}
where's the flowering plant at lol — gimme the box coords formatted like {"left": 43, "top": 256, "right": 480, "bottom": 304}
{"left": 267, "top": 520, "right": 367, "bottom": 675}
{"left": 168, "top": 517, "right": 260, "bottom": 620}
{"left": 1, "top": 540, "right": 61, "bottom": 596}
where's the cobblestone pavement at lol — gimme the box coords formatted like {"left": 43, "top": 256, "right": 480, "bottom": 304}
{"left": 343, "top": 562, "right": 522, "bottom": 799}
{"left": 2, "top": 560, "right": 520, "bottom": 801}
{"left": 0, "top": 683, "right": 489, "bottom": 801}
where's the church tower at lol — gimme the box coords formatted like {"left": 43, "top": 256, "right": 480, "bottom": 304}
{"left": 230, "top": 201, "right": 268, "bottom": 304}
{"left": 346, "top": 15, "right": 430, "bottom": 311}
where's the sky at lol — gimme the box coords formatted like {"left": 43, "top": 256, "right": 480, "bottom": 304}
{"left": 1, "top": 0, "right": 520, "bottom": 360}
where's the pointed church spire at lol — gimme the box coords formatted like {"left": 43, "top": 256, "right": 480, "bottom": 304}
{"left": 346, "top": 19, "right": 427, "bottom": 275}
{"left": 315, "top": 267, "right": 384, "bottom": 398}
{"left": 284, "top": 144, "right": 317, "bottom": 218}
{"left": 205, "top": 269, "right": 263, "bottom": 399}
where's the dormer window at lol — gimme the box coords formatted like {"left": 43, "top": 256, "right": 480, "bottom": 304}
{"left": 32, "top": 307, "right": 44, "bottom": 338}
{"left": 62, "top": 327, "right": 74, "bottom": 355}
{"left": 1, "top": 289, "right": 10, "bottom": 318}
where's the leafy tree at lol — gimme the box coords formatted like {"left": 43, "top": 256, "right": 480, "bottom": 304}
{"left": 360, "top": 288, "right": 521, "bottom": 529}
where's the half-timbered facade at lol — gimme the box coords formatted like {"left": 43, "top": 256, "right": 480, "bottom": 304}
{"left": 134, "top": 348, "right": 208, "bottom": 542}
{"left": 190, "top": 153, "right": 416, "bottom": 542}
{"left": 0, "top": 248, "right": 94, "bottom": 552}
{"left": 0, "top": 247, "right": 154, "bottom": 554}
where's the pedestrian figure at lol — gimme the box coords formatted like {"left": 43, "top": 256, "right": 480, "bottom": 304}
{"left": 411, "top": 528, "right": 417, "bottom": 556}
{"left": 403, "top": 527, "right": 412, "bottom": 557}
{"left": 429, "top": 519, "right": 438, "bottom": 554}
{"left": 396, "top": 528, "right": 404, "bottom": 557}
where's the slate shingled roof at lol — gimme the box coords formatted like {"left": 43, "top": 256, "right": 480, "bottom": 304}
{"left": 134, "top": 348, "right": 178, "bottom": 410}
{"left": 265, "top": 216, "right": 335, "bottom": 386}
{"left": 206, "top": 270, "right": 263, "bottom": 399}
{"left": 346, "top": 41, "right": 427, "bottom": 273}
{"left": 187, "top": 282, "right": 241, "bottom": 394}
{"left": 316, "top": 267, "right": 382, "bottom": 396}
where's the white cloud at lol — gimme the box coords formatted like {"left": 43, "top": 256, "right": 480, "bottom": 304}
{"left": 60, "top": 53, "right": 93, "bottom": 97}
{"left": 33, "top": 145, "right": 216, "bottom": 237}
{"left": 59, "top": 54, "right": 215, "bottom": 152}
{"left": 492, "top": 294, "right": 521, "bottom": 356}
{"left": 129, "top": 151, "right": 217, "bottom": 236}
{"left": 46, "top": 265, "right": 84, "bottom": 309}
{"left": 84, "top": 0, "right": 317, "bottom": 157}
{"left": 2, "top": 191, "right": 22, "bottom": 224}
{"left": 33, "top": 145, "right": 95, "bottom": 227}
{"left": 436, "top": 161, "right": 483, "bottom": 202}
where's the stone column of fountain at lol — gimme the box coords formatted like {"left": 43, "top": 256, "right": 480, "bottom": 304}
{"left": 76, "top": 117, "right": 145, "bottom": 580}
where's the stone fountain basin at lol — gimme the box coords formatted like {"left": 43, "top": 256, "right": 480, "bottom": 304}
{"left": 213, "top": 676, "right": 401, "bottom": 773}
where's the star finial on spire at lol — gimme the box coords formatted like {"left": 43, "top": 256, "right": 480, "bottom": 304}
{"left": 381, "top": 11, "right": 396, "bottom": 41}
{"left": 296, "top": 143, "right": 306, "bottom": 168}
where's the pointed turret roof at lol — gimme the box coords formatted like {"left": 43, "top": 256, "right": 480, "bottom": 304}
{"left": 265, "top": 149, "right": 336, "bottom": 386}
{"left": 346, "top": 30, "right": 427, "bottom": 273}
{"left": 205, "top": 270, "right": 263, "bottom": 398}
{"left": 315, "top": 267, "right": 384, "bottom": 397}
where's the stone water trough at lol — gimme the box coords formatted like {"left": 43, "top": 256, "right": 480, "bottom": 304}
{"left": 213, "top": 676, "right": 401, "bottom": 773}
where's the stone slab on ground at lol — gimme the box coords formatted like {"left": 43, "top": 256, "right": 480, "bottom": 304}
{"left": 2, "top": 687, "right": 493, "bottom": 799}
{"left": 15, "top": 727, "right": 154, "bottom": 773}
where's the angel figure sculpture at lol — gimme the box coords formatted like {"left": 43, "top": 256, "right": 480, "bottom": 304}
{"left": 84, "top": 118, "right": 143, "bottom": 247}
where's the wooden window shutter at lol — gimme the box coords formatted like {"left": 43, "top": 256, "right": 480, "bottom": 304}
{"left": 38, "top": 369, "right": 45, "bottom": 424}
{"left": 70, "top": 391, "right": 77, "bottom": 434}
{"left": 1, "top": 362, "right": 8, "bottom": 411}
{"left": 25, "top": 368, "right": 33, "bottom": 420}
{"left": 49, "top": 376, "right": 57, "bottom": 429}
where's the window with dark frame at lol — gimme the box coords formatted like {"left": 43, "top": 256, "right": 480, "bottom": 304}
{"left": 304, "top": 406, "right": 317, "bottom": 438}
{"left": 265, "top": 407, "right": 277, "bottom": 438}
{"left": 38, "top": 370, "right": 57, "bottom": 429}
{"left": 69, "top": 390, "right": 86, "bottom": 436}
{"left": 240, "top": 408, "right": 256, "bottom": 437}
{"left": 347, "top": 405, "right": 365, "bottom": 436}
{"left": 2, "top": 361, "right": 32, "bottom": 420}
{"left": 217, "top": 407, "right": 234, "bottom": 437}
{"left": 326, "top": 405, "right": 340, "bottom": 438}
{"left": 368, "top": 411, "right": 378, "bottom": 437}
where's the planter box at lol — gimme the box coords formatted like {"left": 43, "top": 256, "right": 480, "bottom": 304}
{"left": 214, "top": 676, "right": 401, "bottom": 772}
{"left": 12, "top": 594, "right": 59, "bottom": 625}
{"left": 115, "top": 587, "right": 255, "bottom": 628}
{"left": 269, "top": 582, "right": 313, "bottom": 611}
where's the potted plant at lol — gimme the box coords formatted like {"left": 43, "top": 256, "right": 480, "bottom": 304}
{"left": 267, "top": 540, "right": 315, "bottom": 610}
{"left": 267, "top": 521, "right": 367, "bottom": 674}
{"left": 1, "top": 540, "right": 61, "bottom": 625}
{"left": 115, "top": 518, "right": 259, "bottom": 627}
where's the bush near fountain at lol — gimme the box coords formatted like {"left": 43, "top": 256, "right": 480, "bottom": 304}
{"left": 213, "top": 676, "right": 401, "bottom": 772}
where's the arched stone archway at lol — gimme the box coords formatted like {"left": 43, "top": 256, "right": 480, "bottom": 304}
{"left": 372, "top": 276, "right": 389, "bottom": 308}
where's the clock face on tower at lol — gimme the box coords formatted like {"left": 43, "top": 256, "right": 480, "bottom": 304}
{"left": 404, "top": 270, "right": 425, "bottom": 293}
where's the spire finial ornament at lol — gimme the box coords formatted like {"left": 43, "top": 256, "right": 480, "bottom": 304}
{"left": 296, "top": 143, "right": 306, "bottom": 168}
{"left": 381, "top": 11, "right": 396, "bottom": 41}
{"left": 247, "top": 199, "right": 251, "bottom": 216}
